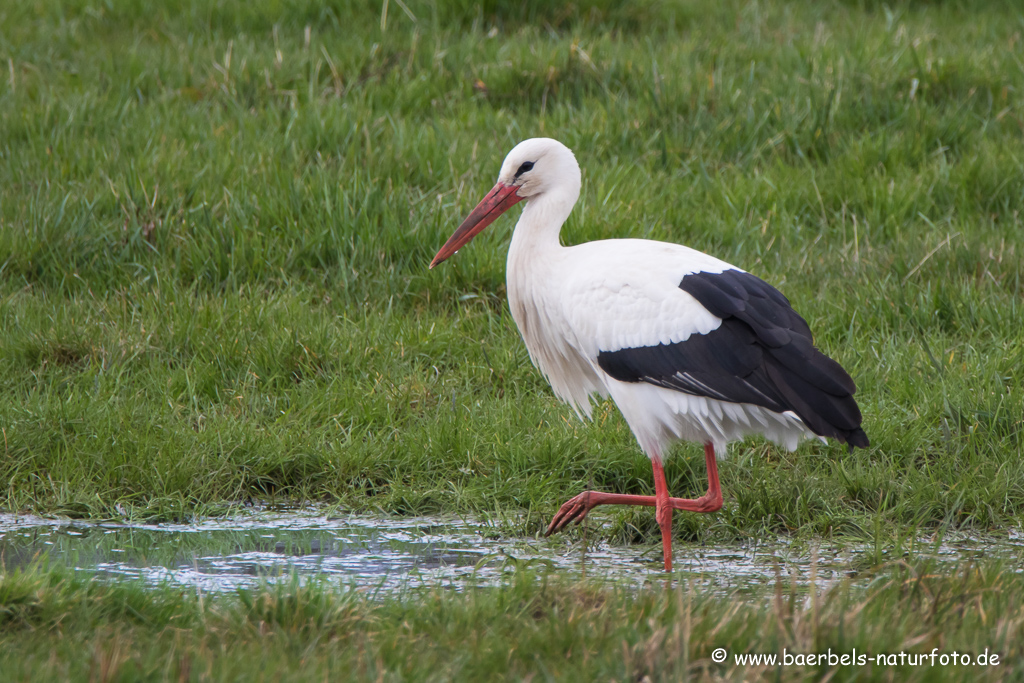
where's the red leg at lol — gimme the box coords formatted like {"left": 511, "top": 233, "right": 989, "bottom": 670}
{"left": 670, "top": 443, "right": 723, "bottom": 513}
{"left": 545, "top": 443, "right": 724, "bottom": 571}
{"left": 652, "top": 458, "right": 673, "bottom": 571}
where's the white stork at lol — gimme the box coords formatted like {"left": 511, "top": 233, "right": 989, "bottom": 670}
{"left": 430, "top": 138, "right": 868, "bottom": 572}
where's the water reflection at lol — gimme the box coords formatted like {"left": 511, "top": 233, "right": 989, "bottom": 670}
{"left": 1, "top": 510, "right": 1021, "bottom": 594}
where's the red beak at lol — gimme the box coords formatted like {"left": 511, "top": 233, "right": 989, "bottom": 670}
{"left": 430, "top": 182, "right": 524, "bottom": 268}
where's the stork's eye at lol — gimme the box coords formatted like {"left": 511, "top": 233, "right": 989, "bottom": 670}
{"left": 515, "top": 161, "right": 534, "bottom": 177}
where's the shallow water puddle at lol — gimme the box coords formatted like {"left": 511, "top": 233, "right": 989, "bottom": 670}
{"left": 1, "top": 510, "right": 1022, "bottom": 594}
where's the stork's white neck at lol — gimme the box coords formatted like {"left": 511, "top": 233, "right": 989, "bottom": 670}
{"left": 507, "top": 183, "right": 579, "bottom": 269}
{"left": 502, "top": 174, "right": 601, "bottom": 421}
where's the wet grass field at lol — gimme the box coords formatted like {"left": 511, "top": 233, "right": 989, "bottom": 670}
{"left": 2, "top": 0, "right": 1023, "bottom": 679}
{"left": 1, "top": 560, "right": 1021, "bottom": 680}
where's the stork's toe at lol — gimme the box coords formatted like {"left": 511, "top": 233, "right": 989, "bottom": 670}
{"left": 544, "top": 492, "right": 592, "bottom": 536}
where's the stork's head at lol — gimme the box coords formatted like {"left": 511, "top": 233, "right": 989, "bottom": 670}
{"left": 495, "top": 137, "right": 581, "bottom": 199}
{"left": 430, "top": 138, "right": 580, "bottom": 268}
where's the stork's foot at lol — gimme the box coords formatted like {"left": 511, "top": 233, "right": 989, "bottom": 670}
{"left": 543, "top": 487, "right": 721, "bottom": 537}
{"left": 544, "top": 491, "right": 597, "bottom": 536}
{"left": 544, "top": 490, "right": 667, "bottom": 536}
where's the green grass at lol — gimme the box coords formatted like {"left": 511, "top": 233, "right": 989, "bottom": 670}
{"left": 0, "top": 560, "right": 1021, "bottom": 681}
{"left": 2, "top": 0, "right": 1022, "bottom": 537}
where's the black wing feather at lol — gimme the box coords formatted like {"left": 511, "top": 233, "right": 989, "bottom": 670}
{"left": 596, "top": 269, "right": 869, "bottom": 449}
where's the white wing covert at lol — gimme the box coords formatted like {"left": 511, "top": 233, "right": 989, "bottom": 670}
{"left": 559, "top": 240, "right": 732, "bottom": 361}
